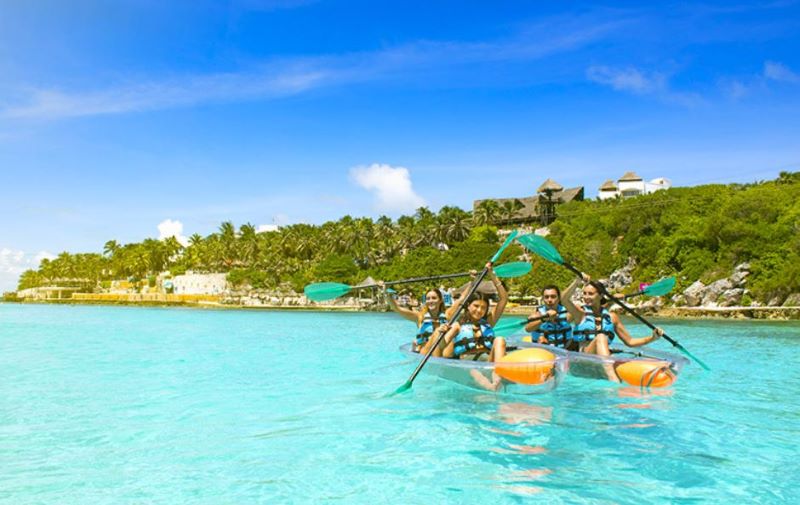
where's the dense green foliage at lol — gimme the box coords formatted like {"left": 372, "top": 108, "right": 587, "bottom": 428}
{"left": 17, "top": 172, "right": 800, "bottom": 304}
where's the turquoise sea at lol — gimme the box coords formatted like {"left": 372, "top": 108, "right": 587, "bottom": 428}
{"left": 1, "top": 303, "right": 798, "bottom": 504}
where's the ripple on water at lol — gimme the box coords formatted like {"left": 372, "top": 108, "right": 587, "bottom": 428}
{"left": 1, "top": 305, "right": 799, "bottom": 503}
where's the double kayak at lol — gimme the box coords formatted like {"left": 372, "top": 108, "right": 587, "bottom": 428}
{"left": 399, "top": 343, "right": 568, "bottom": 395}
{"left": 399, "top": 340, "right": 688, "bottom": 392}
{"left": 514, "top": 337, "right": 689, "bottom": 387}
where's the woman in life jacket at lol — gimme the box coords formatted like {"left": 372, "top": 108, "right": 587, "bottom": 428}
{"left": 440, "top": 264, "right": 509, "bottom": 390}
{"left": 383, "top": 285, "right": 450, "bottom": 356}
{"left": 525, "top": 284, "right": 574, "bottom": 347}
{"left": 563, "top": 273, "right": 663, "bottom": 382}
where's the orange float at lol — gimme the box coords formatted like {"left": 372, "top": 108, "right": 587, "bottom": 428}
{"left": 495, "top": 348, "right": 556, "bottom": 385}
{"left": 614, "top": 360, "right": 676, "bottom": 388}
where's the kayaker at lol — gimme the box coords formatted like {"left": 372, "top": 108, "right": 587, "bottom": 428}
{"left": 524, "top": 285, "right": 573, "bottom": 346}
{"left": 440, "top": 264, "right": 509, "bottom": 390}
{"left": 382, "top": 284, "right": 450, "bottom": 356}
{"left": 564, "top": 273, "right": 663, "bottom": 382}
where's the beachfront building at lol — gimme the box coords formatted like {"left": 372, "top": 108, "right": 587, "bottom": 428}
{"left": 598, "top": 172, "right": 672, "bottom": 200}
{"left": 473, "top": 178, "right": 584, "bottom": 227}
{"left": 17, "top": 286, "right": 83, "bottom": 300}
{"left": 172, "top": 272, "right": 229, "bottom": 295}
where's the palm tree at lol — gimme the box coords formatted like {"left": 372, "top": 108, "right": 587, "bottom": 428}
{"left": 103, "top": 240, "right": 119, "bottom": 257}
{"left": 500, "top": 199, "right": 524, "bottom": 223}
{"left": 474, "top": 199, "right": 501, "bottom": 225}
{"left": 238, "top": 223, "right": 258, "bottom": 265}
{"left": 437, "top": 206, "right": 471, "bottom": 243}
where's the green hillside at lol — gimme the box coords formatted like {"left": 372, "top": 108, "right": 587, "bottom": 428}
{"left": 16, "top": 172, "right": 800, "bottom": 305}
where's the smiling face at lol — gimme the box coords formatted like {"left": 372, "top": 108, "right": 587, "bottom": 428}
{"left": 581, "top": 283, "right": 601, "bottom": 308}
{"left": 541, "top": 288, "right": 560, "bottom": 309}
{"left": 466, "top": 298, "right": 489, "bottom": 322}
{"left": 425, "top": 289, "right": 443, "bottom": 314}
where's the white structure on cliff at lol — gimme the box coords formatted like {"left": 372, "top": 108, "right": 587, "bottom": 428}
{"left": 598, "top": 172, "right": 671, "bottom": 200}
{"left": 172, "top": 272, "right": 229, "bottom": 295}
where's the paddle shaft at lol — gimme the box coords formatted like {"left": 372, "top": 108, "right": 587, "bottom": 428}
{"left": 622, "top": 290, "right": 646, "bottom": 300}
{"left": 559, "top": 261, "right": 671, "bottom": 338}
{"left": 403, "top": 267, "right": 492, "bottom": 387}
{"left": 398, "top": 230, "right": 518, "bottom": 391}
{"left": 562, "top": 260, "right": 710, "bottom": 369}
{"left": 383, "top": 271, "right": 471, "bottom": 287}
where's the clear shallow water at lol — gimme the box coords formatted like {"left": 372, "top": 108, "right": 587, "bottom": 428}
{"left": 1, "top": 304, "right": 798, "bottom": 504}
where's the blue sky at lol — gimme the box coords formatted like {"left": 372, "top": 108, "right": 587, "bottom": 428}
{"left": 1, "top": 1, "right": 800, "bottom": 290}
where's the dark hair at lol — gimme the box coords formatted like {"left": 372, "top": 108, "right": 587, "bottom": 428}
{"left": 582, "top": 281, "right": 609, "bottom": 305}
{"left": 541, "top": 284, "right": 561, "bottom": 298}
{"left": 460, "top": 293, "right": 491, "bottom": 322}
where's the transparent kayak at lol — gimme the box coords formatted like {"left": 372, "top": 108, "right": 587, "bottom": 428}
{"left": 514, "top": 337, "right": 689, "bottom": 387}
{"left": 398, "top": 342, "right": 568, "bottom": 395}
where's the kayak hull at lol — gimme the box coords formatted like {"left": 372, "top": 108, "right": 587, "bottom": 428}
{"left": 516, "top": 338, "right": 689, "bottom": 386}
{"left": 399, "top": 343, "right": 568, "bottom": 395}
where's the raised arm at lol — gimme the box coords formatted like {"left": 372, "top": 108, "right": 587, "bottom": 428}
{"left": 488, "top": 264, "right": 508, "bottom": 326}
{"left": 381, "top": 282, "right": 419, "bottom": 324}
{"left": 445, "top": 269, "right": 476, "bottom": 320}
{"left": 562, "top": 276, "right": 584, "bottom": 324}
{"left": 612, "top": 312, "right": 663, "bottom": 347}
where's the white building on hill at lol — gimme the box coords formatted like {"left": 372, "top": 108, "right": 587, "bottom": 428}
{"left": 172, "top": 272, "right": 229, "bottom": 295}
{"left": 598, "top": 172, "right": 671, "bottom": 200}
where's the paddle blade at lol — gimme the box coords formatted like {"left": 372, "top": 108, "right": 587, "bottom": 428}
{"left": 642, "top": 277, "right": 676, "bottom": 297}
{"left": 491, "top": 230, "right": 519, "bottom": 263}
{"left": 493, "top": 318, "right": 528, "bottom": 334}
{"left": 393, "top": 381, "right": 412, "bottom": 394}
{"left": 303, "top": 282, "right": 352, "bottom": 302}
{"left": 495, "top": 261, "right": 532, "bottom": 278}
{"left": 675, "top": 343, "right": 711, "bottom": 371}
{"left": 517, "top": 234, "right": 564, "bottom": 265}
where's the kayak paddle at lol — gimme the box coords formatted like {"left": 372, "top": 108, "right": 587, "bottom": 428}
{"left": 493, "top": 313, "right": 550, "bottom": 335}
{"left": 517, "top": 234, "right": 710, "bottom": 371}
{"left": 304, "top": 261, "right": 531, "bottom": 302}
{"left": 622, "top": 276, "right": 676, "bottom": 300}
{"left": 395, "top": 230, "right": 519, "bottom": 393}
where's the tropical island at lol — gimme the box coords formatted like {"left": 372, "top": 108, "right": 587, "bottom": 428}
{"left": 8, "top": 171, "right": 800, "bottom": 319}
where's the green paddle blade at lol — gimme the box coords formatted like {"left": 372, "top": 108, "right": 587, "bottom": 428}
{"left": 642, "top": 277, "right": 676, "bottom": 297}
{"left": 517, "top": 234, "right": 564, "bottom": 265}
{"left": 491, "top": 230, "right": 519, "bottom": 263}
{"left": 675, "top": 343, "right": 711, "bottom": 371}
{"left": 494, "top": 261, "right": 532, "bottom": 278}
{"left": 493, "top": 318, "right": 528, "bottom": 334}
{"left": 393, "top": 381, "right": 412, "bottom": 394}
{"left": 303, "top": 282, "right": 353, "bottom": 302}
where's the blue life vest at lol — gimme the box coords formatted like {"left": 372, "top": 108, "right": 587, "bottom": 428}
{"left": 530, "top": 304, "right": 572, "bottom": 346}
{"left": 572, "top": 305, "right": 615, "bottom": 342}
{"left": 453, "top": 318, "right": 495, "bottom": 358}
{"left": 416, "top": 311, "right": 448, "bottom": 346}
{"left": 442, "top": 291, "right": 453, "bottom": 307}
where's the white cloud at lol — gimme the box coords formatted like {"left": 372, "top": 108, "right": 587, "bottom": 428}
{"left": 257, "top": 224, "right": 280, "bottom": 233}
{"left": 157, "top": 219, "right": 189, "bottom": 246}
{"left": 587, "top": 66, "right": 665, "bottom": 94}
{"left": 2, "top": 14, "right": 625, "bottom": 120}
{"left": 764, "top": 61, "right": 800, "bottom": 84}
{"left": 350, "top": 163, "right": 425, "bottom": 213}
{"left": 586, "top": 65, "right": 703, "bottom": 106}
{"left": 4, "top": 69, "right": 329, "bottom": 120}
{"left": 0, "top": 248, "right": 56, "bottom": 292}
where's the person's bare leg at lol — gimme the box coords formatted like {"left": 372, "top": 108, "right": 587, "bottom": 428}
{"left": 441, "top": 325, "right": 458, "bottom": 359}
{"left": 584, "top": 335, "right": 619, "bottom": 382}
